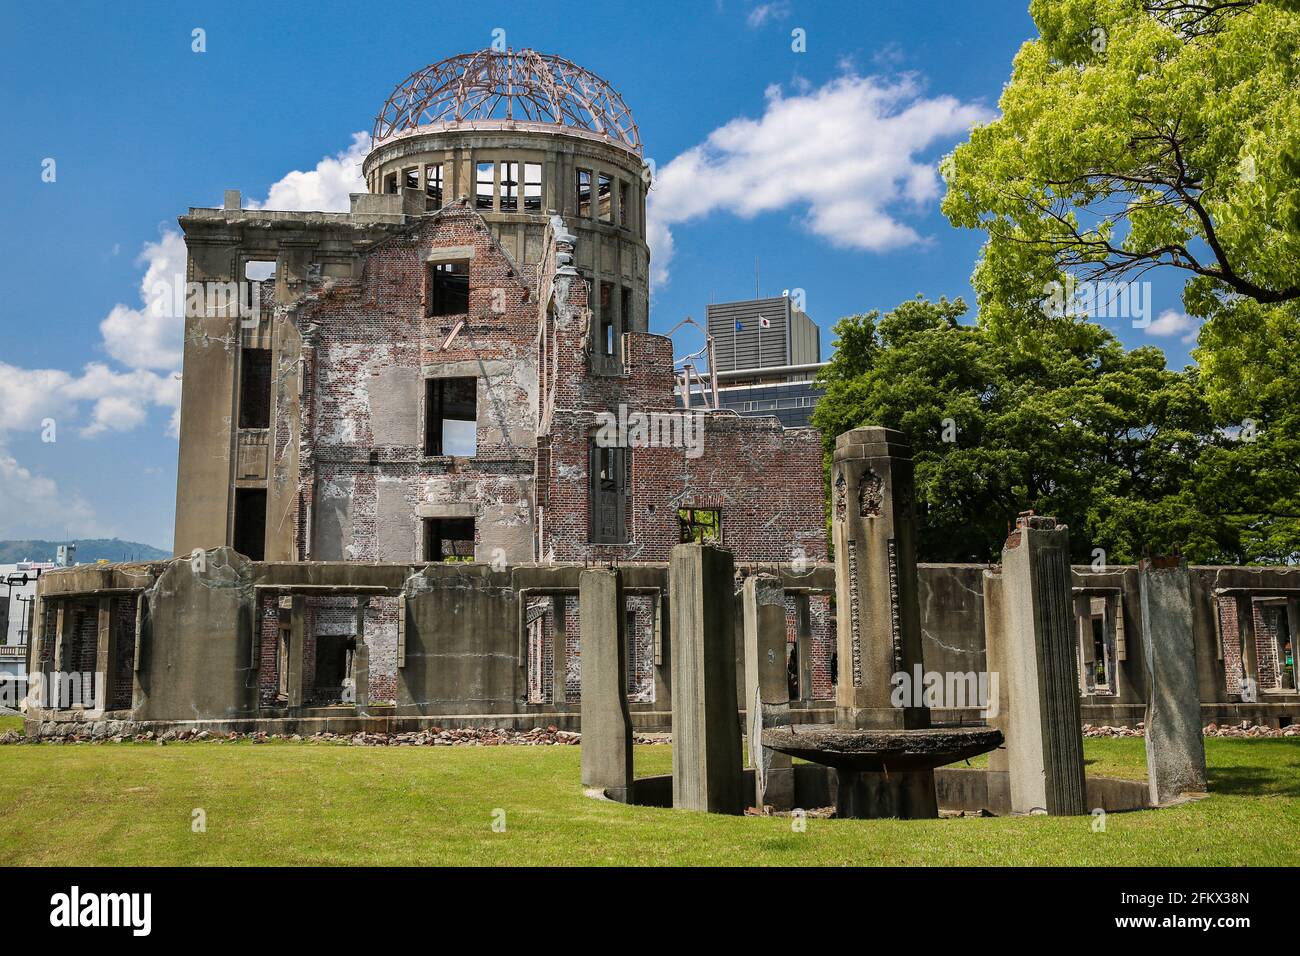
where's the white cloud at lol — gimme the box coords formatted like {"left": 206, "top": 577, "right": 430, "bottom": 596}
{"left": 747, "top": 1, "right": 790, "bottom": 28}
{"left": 99, "top": 229, "right": 188, "bottom": 371}
{"left": 646, "top": 73, "right": 993, "bottom": 288}
{"left": 0, "top": 362, "right": 180, "bottom": 439}
{"left": 0, "top": 441, "right": 103, "bottom": 539}
{"left": 248, "top": 132, "right": 370, "bottom": 213}
{"left": 1146, "top": 309, "right": 1200, "bottom": 343}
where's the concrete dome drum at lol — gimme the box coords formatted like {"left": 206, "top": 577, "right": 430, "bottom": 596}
{"left": 373, "top": 48, "right": 641, "bottom": 155}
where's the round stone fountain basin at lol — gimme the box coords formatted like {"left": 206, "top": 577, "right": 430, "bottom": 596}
{"left": 762, "top": 725, "right": 1004, "bottom": 773}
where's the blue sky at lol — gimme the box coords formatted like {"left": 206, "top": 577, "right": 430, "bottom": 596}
{"left": 0, "top": 0, "right": 1199, "bottom": 550}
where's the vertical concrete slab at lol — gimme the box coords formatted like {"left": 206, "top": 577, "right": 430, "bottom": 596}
{"left": 743, "top": 575, "right": 793, "bottom": 810}
{"left": 579, "top": 568, "right": 633, "bottom": 800}
{"left": 1139, "top": 560, "right": 1208, "bottom": 805}
{"left": 984, "top": 514, "right": 1087, "bottom": 815}
{"left": 670, "top": 543, "right": 744, "bottom": 814}
{"left": 831, "top": 427, "right": 928, "bottom": 730}
{"left": 92, "top": 598, "right": 115, "bottom": 714}
{"left": 354, "top": 598, "right": 370, "bottom": 714}
{"left": 288, "top": 595, "right": 306, "bottom": 712}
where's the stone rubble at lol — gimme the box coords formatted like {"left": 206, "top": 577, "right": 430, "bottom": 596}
{"left": 1082, "top": 721, "right": 1300, "bottom": 738}
{"left": 0, "top": 724, "right": 675, "bottom": 746}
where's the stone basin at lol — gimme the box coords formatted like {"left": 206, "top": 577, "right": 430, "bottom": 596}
{"left": 761, "top": 725, "right": 1004, "bottom": 773}
{"left": 760, "top": 725, "right": 1005, "bottom": 818}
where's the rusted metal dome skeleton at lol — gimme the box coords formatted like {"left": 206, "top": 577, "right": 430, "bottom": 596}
{"left": 373, "top": 48, "right": 642, "bottom": 155}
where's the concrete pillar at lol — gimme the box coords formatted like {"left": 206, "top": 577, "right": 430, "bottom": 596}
{"left": 984, "top": 513, "right": 1087, "bottom": 815}
{"left": 92, "top": 598, "right": 115, "bottom": 714}
{"left": 831, "top": 427, "right": 928, "bottom": 730}
{"left": 669, "top": 543, "right": 744, "bottom": 814}
{"left": 354, "top": 598, "right": 369, "bottom": 714}
{"left": 743, "top": 575, "right": 793, "bottom": 810}
{"left": 794, "top": 593, "right": 813, "bottom": 703}
{"left": 551, "top": 594, "right": 568, "bottom": 706}
{"left": 579, "top": 569, "right": 633, "bottom": 801}
{"left": 1139, "top": 560, "right": 1208, "bottom": 805}
{"left": 288, "top": 595, "right": 306, "bottom": 712}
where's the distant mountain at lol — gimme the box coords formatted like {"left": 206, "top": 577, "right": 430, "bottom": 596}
{"left": 0, "top": 538, "right": 171, "bottom": 565}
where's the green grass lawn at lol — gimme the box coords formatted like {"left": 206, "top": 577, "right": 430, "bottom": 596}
{"left": 1, "top": 734, "right": 1296, "bottom": 865}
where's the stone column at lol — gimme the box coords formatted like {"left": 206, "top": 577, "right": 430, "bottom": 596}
{"left": 984, "top": 513, "right": 1087, "bottom": 815}
{"left": 1139, "top": 559, "right": 1208, "bottom": 805}
{"left": 794, "top": 594, "right": 813, "bottom": 704}
{"left": 92, "top": 597, "right": 114, "bottom": 714}
{"left": 670, "top": 543, "right": 744, "bottom": 814}
{"left": 288, "top": 595, "right": 306, "bottom": 713}
{"left": 551, "top": 594, "right": 568, "bottom": 706}
{"left": 743, "top": 575, "right": 793, "bottom": 810}
{"left": 354, "top": 597, "right": 370, "bottom": 715}
{"left": 831, "top": 427, "right": 928, "bottom": 730}
{"left": 579, "top": 568, "right": 633, "bottom": 801}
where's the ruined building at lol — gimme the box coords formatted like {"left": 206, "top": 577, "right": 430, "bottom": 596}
{"left": 171, "top": 48, "right": 825, "bottom": 569}
{"left": 21, "top": 50, "right": 1300, "bottom": 738}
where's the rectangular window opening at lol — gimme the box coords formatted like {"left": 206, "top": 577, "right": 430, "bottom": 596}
{"left": 425, "top": 377, "right": 477, "bottom": 456}
{"left": 599, "top": 282, "right": 616, "bottom": 355}
{"left": 233, "top": 488, "right": 267, "bottom": 561}
{"left": 475, "top": 161, "right": 495, "bottom": 211}
{"left": 589, "top": 442, "right": 629, "bottom": 544}
{"left": 619, "top": 180, "right": 630, "bottom": 227}
{"left": 597, "top": 173, "right": 613, "bottom": 222}
{"left": 427, "top": 260, "right": 469, "bottom": 317}
{"left": 238, "top": 348, "right": 272, "bottom": 429}
{"left": 678, "top": 508, "right": 722, "bottom": 544}
{"left": 384, "top": 172, "right": 399, "bottom": 194}
{"left": 426, "top": 164, "right": 444, "bottom": 209}
{"left": 524, "top": 163, "right": 542, "bottom": 212}
{"left": 499, "top": 161, "right": 519, "bottom": 213}
{"left": 424, "top": 517, "right": 476, "bottom": 563}
{"left": 403, "top": 167, "right": 419, "bottom": 191}
{"left": 577, "top": 169, "right": 592, "bottom": 218}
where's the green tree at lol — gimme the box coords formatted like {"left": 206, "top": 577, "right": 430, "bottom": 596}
{"left": 936, "top": 0, "right": 1300, "bottom": 563}
{"left": 813, "top": 296, "right": 1227, "bottom": 563}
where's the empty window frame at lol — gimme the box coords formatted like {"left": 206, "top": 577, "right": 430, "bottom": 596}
{"left": 524, "top": 163, "right": 542, "bottom": 212}
{"left": 238, "top": 348, "right": 272, "bottom": 429}
{"left": 1255, "top": 598, "right": 1296, "bottom": 691}
{"left": 424, "top": 517, "right": 475, "bottom": 562}
{"left": 597, "top": 173, "right": 613, "bottom": 222}
{"left": 1077, "top": 594, "right": 1115, "bottom": 694}
{"left": 577, "top": 169, "right": 593, "bottom": 218}
{"left": 403, "top": 167, "right": 419, "bottom": 191}
{"left": 678, "top": 508, "right": 722, "bottom": 544}
{"left": 475, "top": 161, "right": 495, "bottom": 210}
{"left": 426, "top": 164, "right": 444, "bottom": 209}
{"left": 619, "top": 179, "right": 630, "bottom": 227}
{"left": 599, "top": 282, "right": 616, "bottom": 355}
{"left": 383, "top": 172, "right": 399, "bottom": 194}
{"left": 233, "top": 488, "right": 267, "bottom": 560}
{"left": 499, "top": 161, "right": 519, "bottom": 213}
{"left": 427, "top": 260, "right": 469, "bottom": 317}
{"left": 589, "top": 442, "right": 630, "bottom": 544}
{"left": 425, "top": 377, "right": 477, "bottom": 456}
{"left": 621, "top": 286, "right": 633, "bottom": 335}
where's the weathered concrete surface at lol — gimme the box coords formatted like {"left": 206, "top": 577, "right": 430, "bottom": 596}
{"left": 579, "top": 568, "right": 633, "bottom": 800}
{"left": 135, "top": 548, "right": 258, "bottom": 722}
{"left": 742, "top": 574, "right": 792, "bottom": 810}
{"left": 831, "top": 427, "right": 928, "bottom": 730}
{"left": 670, "top": 543, "right": 743, "bottom": 814}
{"left": 395, "top": 565, "right": 522, "bottom": 716}
{"left": 1140, "top": 562, "right": 1208, "bottom": 805}
{"left": 984, "top": 516, "right": 1087, "bottom": 815}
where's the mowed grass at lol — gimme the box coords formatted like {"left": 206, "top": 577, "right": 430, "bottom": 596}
{"left": 0, "top": 735, "right": 1297, "bottom": 866}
